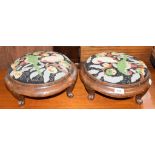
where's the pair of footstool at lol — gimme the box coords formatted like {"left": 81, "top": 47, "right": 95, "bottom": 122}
{"left": 5, "top": 51, "right": 152, "bottom": 106}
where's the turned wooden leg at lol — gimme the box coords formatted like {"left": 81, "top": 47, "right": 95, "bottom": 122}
{"left": 135, "top": 93, "right": 145, "bottom": 104}
{"left": 66, "top": 83, "right": 75, "bottom": 98}
{"left": 85, "top": 85, "right": 95, "bottom": 100}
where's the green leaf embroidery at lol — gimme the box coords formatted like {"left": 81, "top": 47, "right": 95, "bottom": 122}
{"left": 27, "top": 55, "right": 42, "bottom": 76}
{"left": 117, "top": 55, "right": 129, "bottom": 75}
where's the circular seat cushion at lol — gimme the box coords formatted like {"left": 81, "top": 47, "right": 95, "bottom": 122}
{"left": 85, "top": 52, "right": 149, "bottom": 84}
{"left": 9, "top": 51, "right": 72, "bottom": 84}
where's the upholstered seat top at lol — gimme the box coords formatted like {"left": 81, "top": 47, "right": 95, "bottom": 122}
{"left": 85, "top": 52, "right": 149, "bottom": 84}
{"left": 9, "top": 51, "right": 72, "bottom": 84}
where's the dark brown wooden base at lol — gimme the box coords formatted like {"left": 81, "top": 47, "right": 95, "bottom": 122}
{"left": 5, "top": 63, "right": 78, "bottom": 106}
{"left": 80, "top": 63, "right": 151, "bottom": 104}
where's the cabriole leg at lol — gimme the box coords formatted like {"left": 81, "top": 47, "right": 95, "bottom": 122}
{"left": 85, "top": 85, "right": 95, "bottom": 100}
{"left": 66, "top": 83, "right": 75, "bottom": 98}
{"left": 135, "top": 94, "right": 144, "bottom": 104}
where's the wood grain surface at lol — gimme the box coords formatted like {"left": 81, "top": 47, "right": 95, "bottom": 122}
{"left": 53, "top": 46, "right": 80, "bottom": 63}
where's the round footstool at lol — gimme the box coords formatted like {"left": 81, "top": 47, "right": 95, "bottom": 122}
{"left": 80, "top": 51, "right": 152, "bottom": 104}
{"left": 5, "top": 51, "right": 78, "bottom": 105}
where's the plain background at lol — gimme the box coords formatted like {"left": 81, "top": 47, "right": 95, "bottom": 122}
{"left": 0, "top": 0, "right": 155, "bottom": 155}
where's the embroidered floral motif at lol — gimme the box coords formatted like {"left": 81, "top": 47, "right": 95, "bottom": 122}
{"left": 9, "top": 51, "right": 72, "bottom": 84}
{"left": 85, "top": 52, "right": 148, "bottom": 84}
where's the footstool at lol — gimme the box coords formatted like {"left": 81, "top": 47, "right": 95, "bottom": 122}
{"left": 5, "top": 51, "right": 78, "bottom": 105}
{"left": 80, "top": 51, "right": 152, "bottom": 104}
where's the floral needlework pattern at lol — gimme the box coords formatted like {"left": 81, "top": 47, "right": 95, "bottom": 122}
{"left": 85, "top": 52, "right": 148, "bottom": 84}
{"left": 9, "top": 51, "right": 72, "bottom": 84}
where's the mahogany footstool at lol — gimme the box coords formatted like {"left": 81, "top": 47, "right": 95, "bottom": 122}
{"left": 80, "top": 51, "right": 152, "bottom": 104}
{"left": 5, "top": 51, "right": 78, "bottom": 105}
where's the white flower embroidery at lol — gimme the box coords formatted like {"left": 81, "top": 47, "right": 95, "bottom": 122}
{"left": 54, "top": 72, "right": 66, "bottom": 81}
{"left": 131, "top": 73, "right": 140, "bottom": 83}
{"left": 88, "top": 69, "right": 99, "bottom": 74}
{"left": 43, "top": 70, "right": 51, "bottom": 83}
{"left": 89, "top": 65, "right": 103, "bottom": 69}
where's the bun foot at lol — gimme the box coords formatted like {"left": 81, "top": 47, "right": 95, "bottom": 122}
{"left": 12, "top": 92, "right": 25, "bottom": 106}
{"left": 88, "top": 94, "right": 95, "bottom": 100}
{"left": 135, "top": 95, "right": 143, "bottom": 104}
{"left": 67, "top": 92, "right": 74, "bottom": 98}
{"left": 18, "top": 99, "right": 25, "bottom": 106}
{"left": 18, "top": 96, "right": 25, "bottom": 106}
{"left": 85, "top": 86, "right": 95, "bottom": 100}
